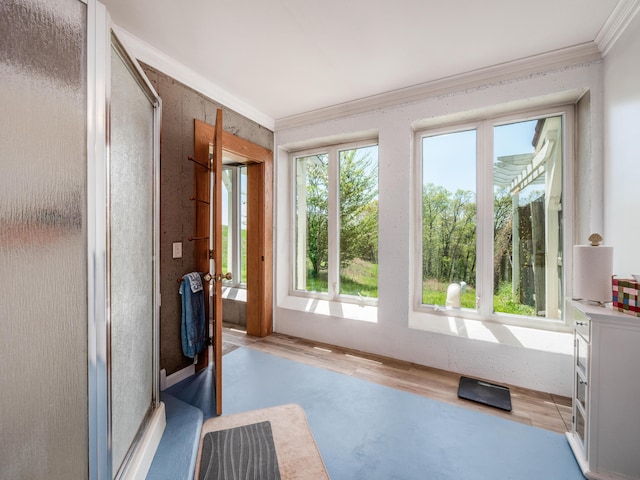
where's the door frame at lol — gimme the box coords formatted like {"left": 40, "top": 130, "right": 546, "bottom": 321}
{"left": 195, "top": 118, "right": 273, "bottom": 337}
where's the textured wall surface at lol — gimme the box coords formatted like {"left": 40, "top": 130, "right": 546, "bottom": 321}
{"left": 142, "top": 64, "right": 273, "bottom": 375}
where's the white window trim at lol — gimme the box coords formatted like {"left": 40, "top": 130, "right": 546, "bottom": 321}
{"left": 289, "top": 139, "right": 379, "bottom": 309}
{"left": 412, "top": 105, "right": 575, "bottom": 333}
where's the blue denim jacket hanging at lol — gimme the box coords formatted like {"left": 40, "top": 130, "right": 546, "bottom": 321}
{"left": 179, "top": 272, "right": 207, "bottom": 358}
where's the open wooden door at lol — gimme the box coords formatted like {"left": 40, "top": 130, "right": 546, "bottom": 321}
{"left": 194, "top": 110, "right": 273, "bottom": 416}
{"left": 194, "top": 111, "right": 224, "bottom": 416}
{"left": 211, "top": 111, "right": 224, "bottom": 416}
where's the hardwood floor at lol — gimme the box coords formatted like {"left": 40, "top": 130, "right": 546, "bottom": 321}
{"left": 222, "top": 323, "right": 573, "bottom": 435}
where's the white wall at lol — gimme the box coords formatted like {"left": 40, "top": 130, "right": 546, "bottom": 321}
{"left": 604, "top": 11, "right": 640, "bottom": 277}
{"left": 274, "top": 60, "right": 606, "bottom": 397}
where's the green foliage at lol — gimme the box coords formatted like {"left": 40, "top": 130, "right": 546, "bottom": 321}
{"left": 422, "top": 279, "right": 537, "bottom": 315}
{"left": 301, "top": 149, "right": 379, "bottom": 285}
{"left": 305, "top": 270, "right": 328, "bottom": 293}
{"left": 221, "top": 224, "right": 247, "bottom": 283}
{"left": 303, "top": 155, "right": 330, "bottom": 276}
{"left": 339, "top": 149, "right": 379, "bottom": 266}
{"left": 222, "top": 224, "right": 228, "bottom": 271}
{"left": 340, "top": 258, "right": 378, "bottom": 297}
{"left": 421, "top": 184, "right": 477, "bottom": 286}
{"left": 303, "top": 258, "right": 379, "bottom": 298}
{"left": 493, "top": 282, "right": 536, "bottom": 316}
{"left": 422, "top": 278, "right": 476, "bottom": 309}
{"left": 420, "top": 185, "right": 540, "bottom": 316}
{"left": 421, "top": 184, "right": 514, "bottom": 286}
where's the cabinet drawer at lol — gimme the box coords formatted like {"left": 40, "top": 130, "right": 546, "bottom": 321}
{"left": 566, "top": 299, "right": 591, "bottom": 342}
{"left": 574, "top": 316, "right": 590, "bottom": 342}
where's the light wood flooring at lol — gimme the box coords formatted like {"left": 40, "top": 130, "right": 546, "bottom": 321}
{"left": 222, "top": 323, "right": 573, "bottom": 435}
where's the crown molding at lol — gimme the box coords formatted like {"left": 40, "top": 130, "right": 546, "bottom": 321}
{"left": 110, "top": 19, "right": 623, "bottom": 135}
{"left": 595, "top": 0, "right": 640, "bottom": 55}
{"left": 111, "top": 26, "right": 275, "bottom": 131}
{"left": 274, "top": 43, "right": 602, "bottom": 131}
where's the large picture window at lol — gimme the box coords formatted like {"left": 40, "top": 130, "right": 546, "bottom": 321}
{"left": 418, "top": 109, "right": 568, "bottom": 326}
{"left": 294, "top": 142, "right": 379, "bottom": 303}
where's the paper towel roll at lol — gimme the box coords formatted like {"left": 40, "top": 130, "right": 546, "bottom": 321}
{"left": 573, "top": 245, "right": 613, "bottom": 302}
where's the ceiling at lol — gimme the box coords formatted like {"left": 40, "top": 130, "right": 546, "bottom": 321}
{"left": 102, "top": 0, "right": 621, "bottom": 125}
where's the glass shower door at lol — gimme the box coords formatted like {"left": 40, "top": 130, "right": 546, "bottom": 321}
{"left": 109, "top": 35, "right": 160, "bottom": 478}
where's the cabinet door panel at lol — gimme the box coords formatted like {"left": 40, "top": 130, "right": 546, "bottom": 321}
{"left": 594, "top": 324, "right": 640, "bottom": 476}
{"left": 575, "top": 407, "right": 586, "bottom": 449}
{"left": 575, "top": 371, "right": 587, "bottom": 413}
{"left": 575, "top": 333, "right": 588, "bottom": 376}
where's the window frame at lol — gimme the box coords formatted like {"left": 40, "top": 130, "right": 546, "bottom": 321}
{"left": 222, "top": 164, "right": 247, "bottom": 289}
{"left": 413, "top": 105, "right": 575, "bottom": 330}
{"left": 290, "top": 139, "right": 379, "bottom": 307}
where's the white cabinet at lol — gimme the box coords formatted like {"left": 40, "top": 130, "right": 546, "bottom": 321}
{"left": 566, "top": 300, "right": 640, "bottom": 480}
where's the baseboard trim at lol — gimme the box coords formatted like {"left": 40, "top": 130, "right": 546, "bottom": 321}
{"left": 120, "top": 402, "right": 166, "bottom": 480}
{"left": 161, "top": 365, "right": 195, "bottom": 391}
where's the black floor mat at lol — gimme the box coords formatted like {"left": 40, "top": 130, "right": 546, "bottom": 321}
{"left": 199, "top": 421, "right": 281, "bottom": 480}
{"left": 457, "top": 376, "right": 512, "bottom": 411}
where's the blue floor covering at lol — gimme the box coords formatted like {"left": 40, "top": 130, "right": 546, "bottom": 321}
{"left": 222, "top": 347, "right": 585, "bottom": 480}
{"left": 164, "top": 364, "right": 217, "bottom": 420}
{"left": 150, "top": 346, "right": 585, "bottom": 479}
{"left": 147, "top": 393, "right": 203, "bottom": 480}
{"left": 147, "top": 364, "right": 218, "bottom": 479}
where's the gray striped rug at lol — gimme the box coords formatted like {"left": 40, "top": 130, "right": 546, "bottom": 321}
{"left": 199, "top": 421, "right": 281, "bottom": 480}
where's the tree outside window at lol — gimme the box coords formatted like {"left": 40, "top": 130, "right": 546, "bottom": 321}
{"left": 420, "top": 113, "right": 564, "bottom": 323}
{"left": 294, "top": 144, "right": 379, "bottom": 301}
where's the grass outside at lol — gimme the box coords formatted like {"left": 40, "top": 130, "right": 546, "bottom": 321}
{"left": 305, "top": 258, "right": 378, "bottom": 298}
{"left": 493, "top": 281, "right": 536, "bottom": 316}
{"left": 422, "top": 278, "right": 476, "bottom": 308}
{"left": 422, "top": 278, "right": 536, "bottom": 316}
{"left": 302, "top": 260, "right": 536, "bottom": 316}
{"left": 221, "top": 225, "right": 247, "bottom": 283}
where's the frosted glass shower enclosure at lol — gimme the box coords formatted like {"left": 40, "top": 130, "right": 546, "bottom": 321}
{"left": 89, "top": 1, "right": 164, "bottom": 478}
{"left": 107, "top": 32, "right": 162, "bottom": 479}
{"left": 0, "top": 0, "right": 162, "bottom": 478}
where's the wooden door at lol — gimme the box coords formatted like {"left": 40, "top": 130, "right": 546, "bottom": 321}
{"left": 194, "top": 112, "right": 223, "bottom": 415}
{"left": 211, "top": 112, "right": 224, "bottom": 416}
{"left": 194, "top": 111, "right": 273, "bottom": 416}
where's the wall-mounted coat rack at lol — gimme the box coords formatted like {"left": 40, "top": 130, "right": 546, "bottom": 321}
{"left": 188, "top": 155, "right": 210, "bottom": 171}
{"left": 176, "top": 272, "right": 213, "bottom": 283}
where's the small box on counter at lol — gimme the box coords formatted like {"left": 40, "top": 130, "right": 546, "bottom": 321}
{"left": 612, "top": 276, "right": 640, "bottom": 317}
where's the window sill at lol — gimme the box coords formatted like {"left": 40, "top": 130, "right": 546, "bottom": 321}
{"left": 409, "top": 309, "right": 573, "bottom": 356}
{"left": 277, "top": 296, "right": 572, "bottom": 355}
{"left": 222, "top": 286, "right": 246, "bottom": 302}
{"left": 280, "top": 294, "right": 377, "bottom": 323}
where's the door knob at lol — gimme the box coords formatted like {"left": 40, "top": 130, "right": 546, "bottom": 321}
{"left": 216, "top": 272, "right": 232, "bottom": 282}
